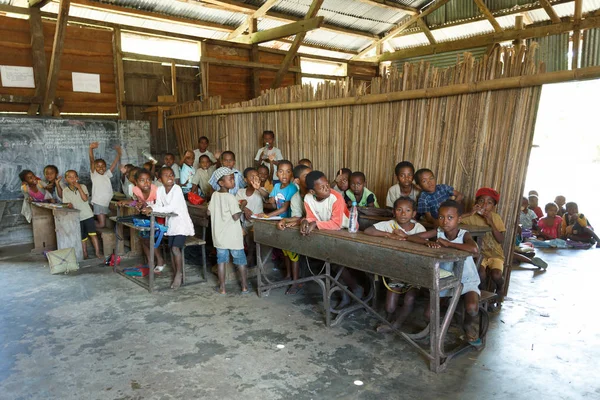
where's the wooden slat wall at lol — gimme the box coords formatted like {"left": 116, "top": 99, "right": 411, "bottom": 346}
{"left": 0, "top": 15, "right": 117, "bottom": 114}
{"left": 171, "top": 46, "right": 543, "bottom": 265}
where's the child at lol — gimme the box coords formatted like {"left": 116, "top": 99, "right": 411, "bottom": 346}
{"left": 120, "top": 164, "right": 135, "bottom": 197}
{"left": 43, "top": 165, "right": 64, "bottom": 203}
{"left": 344, "top": 171, "right": 379, "bottom": 208}
{"left": 416, "top": 168, "right": 464, "bottom": 225}
{"left": 208, "top": 167, "right": 249, "bottom": 295}
{"left": 257, "top": 164, "right": 274, "bottom": 193}
{"left": 332, "top": 168, "right": 351, "bottom": 195}
{"left": 277, "top": 164, "right": 312, "bottom": 295}
{"left": 364, "top": 197, "right": 426, "bottom": 332}
{"left": 298, "top": 158, "right": 312, "bottom": 168}
{"left": 254, "top": 130, "right": 283, "bottom": 183}
{"left": 89, "top": 142, "right": 122, "bottom": 229}
{"left": 528, "top": 194, "right": 543, "bottom": 219}
{"left": 386, "top": 161, "right": 420, "bottom": 208}
{"left": 519, "top": 196, "right": 538, "bottom": 230}
{"left": 209, "top": 151, "right": 245, "bottom": 195}
{"left": 163, "top": 153, "right": 180, "bottom": 184}
{"left": 143, "top": 167, "right": 195, "bottom": 290}
{"left": 191, "top": 155, "right": 216, "bottom": 197}
{"left": 461, "top": 188, "right": 506, "bottom": 304}
{"left": 561, "top": 202, "right": 600, "bottom": 246}
{"left": 259, "top": 160, "right": 298, "bottom": 219}
{"left": 554, "top": 195, "right": 566, "bottom": 217}
{"left": 179, "top": 150, "right": 196, "bottom": 196}
{"left": 236, "top": 167, "right": 265, "bottom": 267}
{"left": 536, "top": 203, "right": 563, "bottom": 240}
{"left": 63, "top": 170, "right": 101, "bottom": 259}
{"left": 409, "top": 200, "right": 482, "bottom": 346}
{"left": 193, "top": 136, "right": 217, "bottom": 169}
{"left": 301, "top": 171, "right": 362, "bottom": 307}
{"left": 19, "top": 170, "right": 49, "bottom": 203}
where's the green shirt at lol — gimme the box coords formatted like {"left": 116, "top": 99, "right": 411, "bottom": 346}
{"left": 344, "top": 187, "right": 379, "bottom": 208}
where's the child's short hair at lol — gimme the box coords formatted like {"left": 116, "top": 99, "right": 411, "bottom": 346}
{"left": 350, "top": 171, "right": 366, "bottom": 181}
{"left": 263, "top": 130, "right": 275, "bottom": 137}
{"left": 165, "top": 152, "right": 175, "bottom": 158}
{"left": 293, "top": 164, "right": 311, "bottom": 179}
{"left": 124, "top": 164, "right": 135, "bottom": 172}
{"left": 199, "top": 154, "right": 210, "bottom": 163}
{"left": 44, "top": 165, "right": 59, "bottom": 175}
{"left": 439, "top": 199, "right": 463, "bottom": 216}
{"left": 339, "top": 168, "right": 352, "bottom": 177}
{"left": 565, "top": 201, "right": 578, "bottom": 210}
{"left": 221, "top": 150, "right": 235, "bottom": 160}
{"left": 298, "top": 158, "right": 311, "bottom": 164}
{"left": 545, "top": 202, "right": 558, "bottom": 212}
{"left": 243, "top": 167, "right": 257, "bottom": 178}
{"left": 159, "top": 166, "right": 172, "bottom": 176}
{"left": 306, "top": 171, "right": 325, "bottom": 191}
{"left": 393, "top": 196, "right": 416, "bottom": 210}
{"left": 135, "top": 168, "right": 152, "bottom": 181}
{"left": 278, "top": 159, "right": 293, "bottom": 170}
{"left": 394, "top": 161, "right": 415, "bottom": 176}
{"left": 128, "top": 167, "right": 139, "bottom": 178}
{"left": 528, "top": 194, "right": 538, "bottom": 200}
{"left": 198, "top": 136, "right": 209, "bottom": 143}
{"left": 18, "top": 169, "right": 34, "bottom": 182}
{"left": 414, "top": 168, "right": 433, "bottom": 183}
{"left": 65, "top": 169, "right": 78, "bottom": 177}
{"left": 95, "top": 159, "right": 107, "bottom": 166}
{"left": 257, "top": 164, "right": 269, "bottom": 173}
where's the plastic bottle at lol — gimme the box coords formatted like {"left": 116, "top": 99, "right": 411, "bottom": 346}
{"left": 348, "top": 201, "right": 359, "bottom": 233}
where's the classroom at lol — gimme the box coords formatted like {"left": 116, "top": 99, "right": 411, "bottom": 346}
{"left": 1, "top": 0, "right": 599, "bottom": 398}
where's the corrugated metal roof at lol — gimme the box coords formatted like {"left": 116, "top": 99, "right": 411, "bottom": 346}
{"left": 259, "top": 40, "right": 355, "bottom": 60}
{"left": 0, "top": 0, "right": 11, "bottom": 5}
{"left": 392, "top": 46, "right": 487, "bottom": 68}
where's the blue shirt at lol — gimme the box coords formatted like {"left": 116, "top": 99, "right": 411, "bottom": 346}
{"left": 270, "top": 183, "right": 298, "bottom": 218}
{"left": 209, "top": 168, "right": 246, "bottom": 195}
{"left": 417, "top": 184, "right": 454, "bottom": 219}
{"left": 180, "top": 164, "right": 195, "bottom": 194}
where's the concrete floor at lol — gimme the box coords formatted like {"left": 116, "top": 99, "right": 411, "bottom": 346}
{"left": 0, "top": 246, "right": 599, "bottom": 400}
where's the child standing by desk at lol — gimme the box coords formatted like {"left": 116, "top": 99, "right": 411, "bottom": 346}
{"left": 179, "top": 150, "right": 196, "bottom": 197}
{"left": 209, "top": 151, "right": 246, "bottom": 195}
{"left": 63, "top": 170, "right": 101, "bottom": 259}
{"left": 143, "top": 167, "right": 195, "bottom": 290}
{"left": 43, "top": 165, "right": 64, "bottom": 203}
{"left": 236, "top": 167, "right": 265, "bottom": 268}
{"left": 208, "top": 167, "right": 249, "bottom": 295}
{"left": 89, "top": 142, "right": 121, "bottom": 229}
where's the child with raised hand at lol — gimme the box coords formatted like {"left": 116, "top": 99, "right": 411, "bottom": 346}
{"left": 416, "top": 168, "right": 464, "bottom": 226}
{"left": 254, "top": 130, "right": 283, "bottom": 183}
{"left": 461, "top": 187, "right": 506, "bottom": 305}
{"left": 408, "top": 200, "right": 482, "bottom": 346}
{"left": 208, "top": 167, "right": 249, "bottom": 295}
{"left": 209, "top": 151, "right": 246, "bottom": 195}
{"left": 236, "top": 167, "right": 265, "bottom": 267}
{"left": 554, "top": 195, "right": 566, "bottom": 217}
{"left": 519, "top": 196, "right": 538, "bottom": 230}
{"left": 142, "top": 167, "right": 195, "bottom": 290}
{"left": 332, "top": 168, "right": 351, "bottom": 195}
{"left": 561, "top": 202, "right": 600, "bottom": 247}
{"left": 43, "top": 165, "right": 64, "bottom": 203}
{"left": 258, "top": 160, "right": 298, "bottom": 219}
{"left": 19, "top": 170, "right": 49, "bottom": 203}
{"left": 536, "top": 202, "right": 563, "bottom": 240}
{"left": 386, "top": 161, "right": 420, "bottom": 207}
{"left": 257, "top": 164, "right": 274, "bottom": 194}
{"left": 528, "top": 194, "right": 543, "bottom": 219}
{"left": 364, "top": 197, "right": 426, "bottom": 332}
{"left": 344, "top": 171, "right": 379, "bottom": 208}
{"left": 63, "top": 170, "right": 101, "bottom": 259}
{"left": 191, "top": 155, "right": 216, "bottom": 198}
{"left": 89, "top": 142, "right": 121, "bottom": 229}
{"left": 120, "top": 164, "right": 135, "bottom": 196}
{"left": 179, "top": 150, "right": 196, "bottom": 196}
{"left": 193, "top": 136, "right": 217, "bottom": 169}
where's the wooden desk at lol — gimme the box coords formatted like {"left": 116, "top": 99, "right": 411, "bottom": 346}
{"left": 31, "top": 203, "right": 83, "bottom": 261}
{"left": 109, "top": 202, "right": 143, "bottom": 255}
{"left": 253, "top": 220, "right": 471, "bottom": 373}
{"left": 186, "top": 202, "right": 209, "bottom": 240}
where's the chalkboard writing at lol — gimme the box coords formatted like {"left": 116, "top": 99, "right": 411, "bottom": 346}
{"left": 0, "top": 117, "right": 150, "bottom": 200}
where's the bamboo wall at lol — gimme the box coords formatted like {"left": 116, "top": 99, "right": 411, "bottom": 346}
{"left": 171, "top": 46, "right": 543, "bottom": 262}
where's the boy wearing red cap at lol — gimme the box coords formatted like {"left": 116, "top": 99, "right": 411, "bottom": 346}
{"left": 461, "top": 187, "right": 506, "bottom": 307}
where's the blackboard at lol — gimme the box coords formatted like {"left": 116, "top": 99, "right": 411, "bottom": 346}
{"left": 0, "top": 117, "right": 150, "bottom": 200}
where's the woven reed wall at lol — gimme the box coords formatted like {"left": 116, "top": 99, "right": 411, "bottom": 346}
{"left": 171, "top": 46, "right": 543, "bottom": 262}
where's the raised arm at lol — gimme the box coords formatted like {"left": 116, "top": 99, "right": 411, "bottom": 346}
{"left": 453, "top": 189, "right": 464, "bottom": 203}
{"left": 89, "top": 142, "right": 99, "bottom": 171}
{"left": 109, "top": 145, "right": 122, "bottom": 173}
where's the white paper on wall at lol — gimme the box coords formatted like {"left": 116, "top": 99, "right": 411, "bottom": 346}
{"left": 72, "top": 72, "right": 101, "bottom": 93}
{"left": 0, "top": 66, "right": 35, "bottom": 88}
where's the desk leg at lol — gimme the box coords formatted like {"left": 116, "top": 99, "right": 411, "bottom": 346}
{"left": 115, "top": 207, "right": 124, "bottom": 256}
{"left": 325, "top": 262, "right": 331, "bottom": 328}
{"left": 429, "top": 288, "right": 441, "bottom": 372}
{"left": 256, "top": 243, "right": 264, "bottom": 297}
{"left": 149, "top": 216, "right": 155, "bottom": 293}
{"left": 54, "top": 209, "right": 83, "bottom": 262}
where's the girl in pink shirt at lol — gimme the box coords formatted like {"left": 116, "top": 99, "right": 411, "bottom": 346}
{"left": 537, "top": 202, "right": 563, "bottom": 240}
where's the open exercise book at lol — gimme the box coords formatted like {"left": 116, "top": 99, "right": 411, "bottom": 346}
{"left": 251, "top": 215, "right": 283, "bottom": 221}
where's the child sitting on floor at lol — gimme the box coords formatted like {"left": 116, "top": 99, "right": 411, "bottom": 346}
{"left": 42, "top": 165, "right": 63, "bottom": 203}
{"left": 554, "top": 195, "right": 566, "bottom": 217}
{"left": 364, "top": 197, "right": 426, "bottom": 332}
{"left": 191, "top": 155, "right": 216, "bottom": 198}
{"left": 236, "top": 167, "right": 265, "bottom": 267}
{"left": 63, "top": 170, "right": 101, "bottom": 259}
{"left": 415, "top": 168, "right": 464, "bottom": 226}
{"left": 561, "top": 202, "right": 600, "bottom": 247}
{"left": 208, "top": 167, "right": 250, "bottom": 295}
{"left": 332, "top": 168, "right": 351, "bottom": 195}
{"left": 179, "top": 150, "right": 196, "bottom": 196}
{"left": 209, "top": 151, "right": 246, "bottom": 195}
{"left": 409, "top": 200, "right": 482, "bottom": 346}
{"left": 344, "top": 171, "right": 379, "bottom": 208}
{"left": 460, "top": 187, "right": 506, "bottom": 306}
{"left": 519, "top": 196, "right": 538, "bottom": 231}
{"left": 536, "top": 202, "right": 563, "bottom": 240}
{"left": 386, "top": 161, "right": 420, "bottom": 208}
{"left": 143, "top": 167, "right": 195, "bottom": 290}
{"left": 528, "top": 194, "right": 543, "bottom": 219}
{"left": 89, "top": 142, "right": 121, "bottom": 229}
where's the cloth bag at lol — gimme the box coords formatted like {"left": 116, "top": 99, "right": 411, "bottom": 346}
{"left": 46, "top": 248, "right": 79, "bottom": 274}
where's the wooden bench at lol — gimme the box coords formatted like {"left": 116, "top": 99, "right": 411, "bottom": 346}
{"left": 182, "top": 236, "right": 208, "bottom": 283}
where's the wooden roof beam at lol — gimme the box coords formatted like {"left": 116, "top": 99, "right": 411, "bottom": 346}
{"left": 379, "top": 14, "right": 600, "bottom": 62}
{"left": 356, "top": 0, "right": 418, "bottom": 14}
{"left": 538, "top": 0, "right": 561, "bottom": 24}
{"left": 227, "top": 0, "right": 278, "bottom": 39}
{"left": 416, "top": 18, "right": 436, "bottom": 44}
{"left": 29, "top": 0, "right": 53, "bottom": 7}
{"left": 231, "top": 16, "right": 324, "bottom": 44}
{"left": 474, "top": 0, "right": 502, "bottom": 32}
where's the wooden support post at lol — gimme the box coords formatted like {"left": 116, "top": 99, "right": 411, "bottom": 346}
{"left": 113, "top": 27, "right": 126, "bottom": 120}
{"left": 513, "top": 15, "right": 524, "bottom": 52}
{"left": 171, "top": 62, "right": 178, "bottom": 101}
{"left": 573, "top": 0, "right": 583, "bottom": 69}
{"left": 474, "top": 0, "right": 503, "bottom": 33}
{"left": 200, "top": 41, "right": 209, "bottom": 100}
{"left": 28, "top": 7, "right": 47, "bottom": 116}
{"left": 251, "top": 44, "right": 261, "bottom": 98}
{"left": 42, "top": 0, "right": 71, "bottom": 116}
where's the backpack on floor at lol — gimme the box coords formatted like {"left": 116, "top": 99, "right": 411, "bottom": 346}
{"left": 46, "top": 248, "right": 79, "bottom": 275}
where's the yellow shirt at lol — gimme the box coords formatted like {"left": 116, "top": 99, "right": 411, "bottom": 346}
{"left": 461, "top": 212, "right": 506, "bottom": 260}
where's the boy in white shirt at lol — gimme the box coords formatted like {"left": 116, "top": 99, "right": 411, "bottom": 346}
{"left": 208, "top": 167, "right": 249, "bottom": 295}
{"left": 193, "top": 136, "right": 217, "bottom": 169}
{"left": 89, "top": 142, "right": 121, "bottom": 229}
{"left": 254, "top": 130, "right": 283, "bottom": 184}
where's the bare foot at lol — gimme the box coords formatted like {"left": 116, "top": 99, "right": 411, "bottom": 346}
{"left": 96, "top": 252, "right": 103, "bottom": 259}
{"left": 171, "top": 272, "right": 182, "bottom": 290}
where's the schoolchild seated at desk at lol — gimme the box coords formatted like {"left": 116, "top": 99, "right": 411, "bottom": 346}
{"left": 191, "top": 155, "right": 216, "bottom": 198}
{"left": 386, "top": 161, "right": 420, "bottom": 207}
{"left": 416, "top": 168, "right": 464, "bottom": 226}
{"left": 42, "top": 164, "right": 64, "bottom": 203}
{"left": 344, "top": 171, "right": 379, "bottom": 208}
